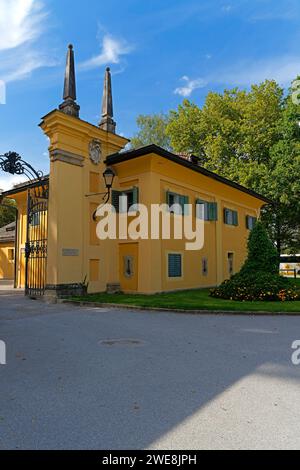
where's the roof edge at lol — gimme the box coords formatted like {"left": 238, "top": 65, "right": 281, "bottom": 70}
{"left": 105, "top": 144, "right": 273, "bottom": 204}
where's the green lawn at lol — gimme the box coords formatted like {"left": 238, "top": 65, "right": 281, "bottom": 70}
{"left": 72, "top": 281, "right": 300, "bottom": 313}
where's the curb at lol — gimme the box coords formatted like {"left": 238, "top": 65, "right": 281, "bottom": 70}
{"left": 58, "top": 299, "right": 300, "bottom": 316}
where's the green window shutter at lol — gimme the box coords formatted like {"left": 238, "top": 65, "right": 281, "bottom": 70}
{"left": 132, "top": 187, "right": 139, "bottom": 205}
{"left": 224, "top": 209, "right": 229, "bottom": 224}
{"left": 111, "top": 190, "right": 121, "bottom": 213}
{"left": 204, "top": 202, "right": 209, "bottom": 221}
{"left": 233, "top": 211, "right": 239, "bottom": 226}
{"left": 168, "top": 254, "right": 182, "bottom": 278}
{"left": 182, "top": 195, "right": 189, "bottom": 215}
{"left": 179, "top": 195, "right": 185, "bottom": 212}
{"left": 246, "top": 215, "right": 250, "bottom": 229}
{"left": 208, "top": 202, "right": 218, "bottom": 221}
{"left": 166, "top": 190, "right": 171, "bottom": 205}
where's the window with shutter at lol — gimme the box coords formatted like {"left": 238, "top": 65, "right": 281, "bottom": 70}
{"left": 246, "top": 215, "right": 257, "bottom": 230}
{"left": 167, "top": 191, "right": 189, "bottom": 215}
{"left": 224, "top": 208, "right": 239, "bottom": 226}
{"left": 196, "top": 200, "right": 218, "bottom": 221}
{"left": 168, "top": 253, "right": 182, "bottom": 278}
{"left": 228, "top": 252, "right": 234, "bottom": 276}
{"left": 112, "top": 188, "right": 139, "bottom": 213}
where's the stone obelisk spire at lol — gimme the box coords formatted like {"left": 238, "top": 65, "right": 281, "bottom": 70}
{"left": 99, "top": 67, "right": 116, "bottom": 133}
{"left": 59, "top": 44, "right": 80, "bottom": 118}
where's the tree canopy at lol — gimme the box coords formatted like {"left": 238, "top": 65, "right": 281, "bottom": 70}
{"left": 131, "top": 79, "right": 300, "bottom": 253}
{"left": 0, "top": 198, "right": 16, "bottom": 228}
{"left": 130, "top": 114, "right": 171, "bottom": 150}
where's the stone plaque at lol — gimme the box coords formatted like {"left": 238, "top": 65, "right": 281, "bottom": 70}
{"left": 62, "top": 249, "right": 79, "bottom": 257}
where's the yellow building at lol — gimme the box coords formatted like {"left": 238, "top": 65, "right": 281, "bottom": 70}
{"left": 0, "top": 222, "right": 15, "bottom": 281}
{"left": 1, "top": 45, "right": 270, "bottom": 298}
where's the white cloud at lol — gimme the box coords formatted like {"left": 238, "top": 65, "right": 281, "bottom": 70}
{"left": 3, "top": 53, "right": 56, "bottom": 83}
{"left": 216, "top": 56, "right": 300, "bottom": 87}
{"left": 174, "top": 76, "right": 207, "bottom": 97}
{"left": 0, "top": 0, "right": 46, "bottom": 51}
{"left": 79, "top": 34, "right": 133, "bottom": 71}
{"left": 0, "top": 174, "right": 27, "bottom": 192}
{"left": 175, "top": 56, "right": 300, "bottom": 99}
{"left": 0, "top": 0, "right": 53, "bottom": 84}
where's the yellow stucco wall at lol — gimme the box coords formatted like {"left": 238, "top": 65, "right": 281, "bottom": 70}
{"left": 0, "top": 241, "right": 14, "bottom": 280}
{"left": 113, "top": 154, "right": 262, "bottom": 293}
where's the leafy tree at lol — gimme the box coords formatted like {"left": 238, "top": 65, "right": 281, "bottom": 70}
{"left": 167, "top": 100, "right": 203, "bottom": 157}
{"left": 0, "top": 198, "right": 16, "bottom": 228}
{"left": 130, "top": 80, "right": 300, "bottom": 252}
{"left": 131, "top": 114, "right": 171, "bottom": 150}
{"left": 167, "top": 81, "right": 283, "bottom": 172}
{"left": 166, "top": 80, "right": 300, "bottom": 253}
{"left": 237, "top": 93, "right": 300, "bottom": 254}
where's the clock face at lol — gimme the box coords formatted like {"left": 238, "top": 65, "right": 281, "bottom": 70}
{"left": 89, "top": 139, "right": 102, "bottom": 165}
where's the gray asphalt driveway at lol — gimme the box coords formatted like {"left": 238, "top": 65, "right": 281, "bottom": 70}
{"left": 1, "top": 293, "right": 300, "bottom": 450}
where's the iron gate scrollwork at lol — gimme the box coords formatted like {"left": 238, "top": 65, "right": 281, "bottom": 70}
{"left": 0, "top": 151, "right": 49, "bottom": 297}
{"left": 25, "top": 185, "right": 49, "bottom": 297}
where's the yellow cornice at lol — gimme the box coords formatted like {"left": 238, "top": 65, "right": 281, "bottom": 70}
{"left": 39, "top": 109, "right": 129, "bottom": 147}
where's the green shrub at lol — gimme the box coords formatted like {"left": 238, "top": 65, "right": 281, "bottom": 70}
{"left": 211, "top": 221, "right": 299, "bottom": 302}
{"left": 240, "top": 221, "right": 279, "bottom": 275}
{"left": 211, "top": 272, "right": 299, "bottom": 302}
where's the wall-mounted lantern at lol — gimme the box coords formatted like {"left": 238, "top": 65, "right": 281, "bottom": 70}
{"left": 102, "top": 167, "right": 115, "bottom": 192}
{"left": 85, "top": 167, "right": 116, "bottom": 220}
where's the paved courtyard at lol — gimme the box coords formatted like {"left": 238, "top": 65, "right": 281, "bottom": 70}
{"left": 1, "top": 291, "right": 300, "bottom": 450}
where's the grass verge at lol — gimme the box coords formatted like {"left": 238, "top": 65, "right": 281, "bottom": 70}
{"left": 71, "top": 283, "right": 300, "bottom": 313}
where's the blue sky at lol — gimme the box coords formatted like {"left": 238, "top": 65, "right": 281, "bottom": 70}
{"left": 1, "top": 0, "right": 300, "bottom": 189}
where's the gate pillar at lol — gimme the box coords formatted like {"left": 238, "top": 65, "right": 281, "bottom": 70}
{"left": 40, "top": 111, "right": 128, "bottom": 300}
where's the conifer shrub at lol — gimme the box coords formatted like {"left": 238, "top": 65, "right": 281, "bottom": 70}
{"left": 211, "top": 222, "right": 299, "bottom": 302}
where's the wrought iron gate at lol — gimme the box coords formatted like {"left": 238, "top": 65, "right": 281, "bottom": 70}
{"left": 25, "top": 185, "right": 49, "bottom": 297}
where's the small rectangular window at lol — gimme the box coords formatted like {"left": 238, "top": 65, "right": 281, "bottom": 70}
{"left": 246, "top": 215, "right": 257, "bottom": 230}
{"left": 8, "top": 249, "right": 14, "bottom": 262}
{"left": 168, "top": 253, "right": 182, "bottom": 278}
{"left": 124, "top": 256, "right": 134, "bottom": 278}
{"left": 224, "top": 209, "right": 238, "bottom": 226}
{"left": 228, "top": 252, "right": 234, "bottom": 276}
